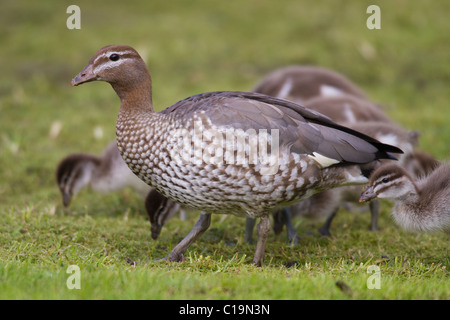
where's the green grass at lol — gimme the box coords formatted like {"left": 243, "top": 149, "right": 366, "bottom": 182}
{"left": 0, "top": 206, "right": 448, "bottom": 299}
{"left": 0, "top": 0, "right": 449, "bottom": 300}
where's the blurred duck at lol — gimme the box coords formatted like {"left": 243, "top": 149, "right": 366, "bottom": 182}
{"left": 252, "top": 65, "right": 368, "bottom": 103}
{"left": 303, "top": 95, "right": 391, "bottom": 124}
{"left": 56, "top": 142, "right": 150, "bottom": 207}
{"left": 402, "top": 150, "right": 441, "bottom": 179}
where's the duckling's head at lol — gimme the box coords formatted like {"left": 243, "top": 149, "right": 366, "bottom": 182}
{"left": 359, "top": 163, "right": 417, "bottom": 202}
{"left": 145, "top": 189, "right": 180, "bottom": 240}
{"left": 56, "top": 154, "right": 100, "bottom": 206}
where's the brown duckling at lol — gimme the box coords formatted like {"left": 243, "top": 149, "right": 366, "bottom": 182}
{"left": 360, "top": 162, "right": 449, "bottom": 234}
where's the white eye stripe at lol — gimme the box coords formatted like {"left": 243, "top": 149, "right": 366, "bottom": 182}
{"left": 93, "top": 50, "right": 137, "bottom": 64}
{"left": 373, "top": 174, "right": 404, "bottom": 192}
{"left": 93, "top": 57, "right": 133, "bottom": 74}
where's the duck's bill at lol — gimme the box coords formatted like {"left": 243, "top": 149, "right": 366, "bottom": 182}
{"left": 62, "top": 192, "right": 72, "bottom": 207}
{"left": 359, "top": 186, "right": 377, "bottom": 202}
{"left": 151, "top": 224, "right": 163, "bottom": 240}
{"left": 71, "top": 64, "right": 97, "bottom": 86}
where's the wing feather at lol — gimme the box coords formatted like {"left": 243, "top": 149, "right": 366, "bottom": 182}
{"left": 160, "top": 91, "right": 402, "bottom": 165}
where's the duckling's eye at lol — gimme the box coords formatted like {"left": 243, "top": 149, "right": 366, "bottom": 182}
{"left": 109, "top": 54, "right": 120, "bottom": 61}
{"left": 382, "top": 178, "right": 389, "bottom": 183}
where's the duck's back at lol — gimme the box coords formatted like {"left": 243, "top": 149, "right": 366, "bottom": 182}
{"left": 418, "top": 163, "right": 450, "bottom": 215}
{"left": 397, "top": 163, "right": 450, "bottom": 233}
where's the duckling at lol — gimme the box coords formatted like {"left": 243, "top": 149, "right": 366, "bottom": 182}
{"left": 303, "top": 95, "right": 391, "bottom": 124}
{"left": 360, "top": 162, "right": 449, "bottom": 234}
{"left": 145, "top": 188, "right": 181, "bottom": 240}
{"left": 402, "top": 150, "right": 440, "bottom": 179}
{"left": 56, "top": 142, "right": 150, "bottom": 207}
{"left": 252, "top": 65, "right": 367, "bottom": 103}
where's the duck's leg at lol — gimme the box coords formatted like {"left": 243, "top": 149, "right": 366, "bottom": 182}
{"left": 369, "top": 199, "right": 380, "bottom": 231}
{"left": 272, "top": 210, "right": 285, "bottom": 235}
{"left": 244, "top": 217, "right": 256, "bottom": 244}
{"left": 282, "top": 207, "right": 299, "bottom": 245}
{"left": 252, "top": 215, "right": 271, "bottom": 267}
{"left": 168, "top": 211, "right": 211, "bottom": 262}
{"left": 318, "top": 208, "right": 338, "bottom": 236}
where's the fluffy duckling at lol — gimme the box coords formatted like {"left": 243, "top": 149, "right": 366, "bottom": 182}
{"left": 303, "top": 95, "right": 391, "bottom": 124}
{"left": 56, "top": 142, "right": 150, "bottom": 207}
{"left": 145, "top": 188, "right": 181, "bottom": 240}
{"left": 402, "top": 150, "right": 441, "bottom": 179}
{"left": 252, "top": 65, "right": 367, "bottom": 103}
{"left": 360, "top": 162, "right": 449, "bottom": 234}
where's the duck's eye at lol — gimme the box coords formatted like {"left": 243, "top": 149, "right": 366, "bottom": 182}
{"left": 382, "top": 178, "right": 389, "bottom": 183}
{"left": 109, "top": 54, "right": 120, "bottom": 61}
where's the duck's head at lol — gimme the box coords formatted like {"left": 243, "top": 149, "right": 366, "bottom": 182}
{"left": 71, "top": 45, "right": 150, "bottom": 91}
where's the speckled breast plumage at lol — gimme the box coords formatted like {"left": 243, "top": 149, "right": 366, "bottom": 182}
{"left": 116, "top": 110, "right": 344, "bottom": 218}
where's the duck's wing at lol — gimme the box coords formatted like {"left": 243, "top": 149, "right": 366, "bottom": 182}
{"left": 161, "top": 91, "right": 402, "bottom": 165}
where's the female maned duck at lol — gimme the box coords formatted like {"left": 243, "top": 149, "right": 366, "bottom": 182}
{"left": 71, "top": 45, "right": 402, "bottom": 266}
{"left": 360, "top": 162, "right": 449, "bottom": 234}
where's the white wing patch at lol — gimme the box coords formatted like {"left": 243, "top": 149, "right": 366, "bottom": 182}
{"left": 377, "top": 133, "right": 398, "bottom": 147}
{"left": 307, "top": 152, "right": 340, "bottom": 168}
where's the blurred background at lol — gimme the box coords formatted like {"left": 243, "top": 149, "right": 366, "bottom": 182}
{"left": 0, "top": 0, "right": 448, "bottom": 211}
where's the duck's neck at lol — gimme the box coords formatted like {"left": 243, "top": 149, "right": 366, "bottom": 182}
{"left": 391, "top": 181, "right": 421, "bottom": 212}
{"left": 112, "top": 71, "right": 155, "bottom": 114}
